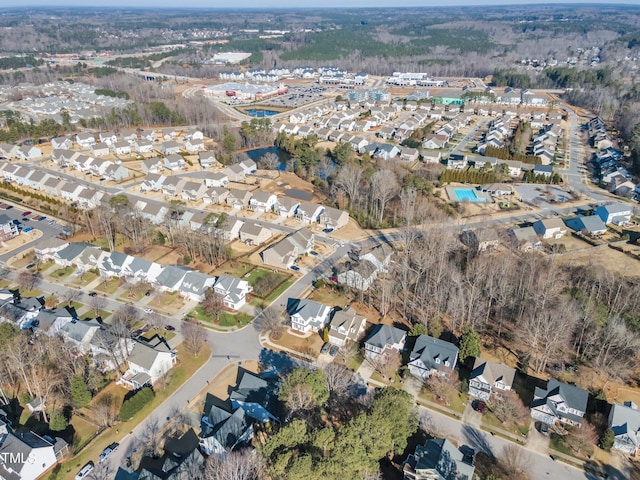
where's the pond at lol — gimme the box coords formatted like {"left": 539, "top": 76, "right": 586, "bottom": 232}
{"left": 246, "top": 146, "right": 293, "bottom": 171}
{"left": 245, "top": 109, "right": 279, "bottom": 118}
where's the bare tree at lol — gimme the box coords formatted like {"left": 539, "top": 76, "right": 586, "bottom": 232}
{"left": 370, "top": 169, "right": 399, "bottom": 223}
{"left": 259, "top": 152, "right": 279, "bottom": 170}
{"left": 17, "top": 270, "right": 38, "bottom": 292}
{"left": 368, "top": 349, "right": 401, "bottom": 380}
{"left": 500, "top": 444, "right": 531, "bottom": 480}
{"left": 181, "top": 322, "right": 207, "bottom": 356}
{"left": 92, "top": 393, "right": 118, "bottom": 427}
{"left": 89, "top": 295, "right": 107, "bottom": 317}
{"left": 322, "top": 362, "right": 354, "bottom": 398}
{"left": 201, "top": 288, "right": 225, "bottom": 320}
{"left": 147, "top": 312, "right": 167, "bottom": 332}
{"left": 205, "top": 449, "right": 263, "bottom": 480}
{"left": 424, "top": 370, "right": 461, "bottom": 406}
{"left": 59, "top": 288, "right": 80, "bottom": 308}
{"left": 488, "top": 391, "right": 529, "bottom": 427}
{"left": 253, "top": 308, "right": 286, "bottom": 340}
{"left": 334, "top": 163, "right": 363, "bottom": 208}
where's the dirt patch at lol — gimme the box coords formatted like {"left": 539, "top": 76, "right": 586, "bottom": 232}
{"left": 555, "top": 245, "right": 640, "bottom": 275}
{"left": 0, "top": 229, "right": 43, "bottom": 256}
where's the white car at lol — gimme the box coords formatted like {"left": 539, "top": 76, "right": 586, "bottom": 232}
{"left": 144, "top": 308, "right": 153, "bottom": 314}
{"left": 75, "top": 461, "right": 94, "bottom": 480}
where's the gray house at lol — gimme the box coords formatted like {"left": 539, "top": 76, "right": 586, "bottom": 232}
{"left": 407, "top": 335, "right": 459, "bottom": 378}
{"left": 609, "top": 402, "right": 640, "bottom": 455}
{"left": 469, "top": 358, "right": 516, "bottom": 400}
{"left": 364, "top": 324, "right": 406, "bottom": 360}
{"left": 530, "top": 379, "right": 588, "bottom": 427}
{"left": 403, "top": 437, "right": 475, "bottom": 480}
{"left": 287, "top": 298, "right": 332, "bottom": 334}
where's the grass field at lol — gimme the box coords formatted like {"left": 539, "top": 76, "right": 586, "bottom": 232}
{"left": 308, "top": 287, "right": 352, "bottom": 308}
{"left": 50, "top": 266, "right": 75, "bottom": 279}
{"left": 94, "top": 277, "right": 121, "bottom": 295}
{"left": 190, "top": 306, "right": 253, "bottom": 329}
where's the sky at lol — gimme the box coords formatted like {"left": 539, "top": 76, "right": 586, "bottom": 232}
{"left": 12, "top": 0, "right": 640, "bottom": 7}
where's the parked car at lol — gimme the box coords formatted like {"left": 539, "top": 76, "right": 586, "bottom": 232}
{"left": 166, "top": 325, "right": 175, "bottom": 331}
{"left": 5, "top": 205, "right": 12, "bottom": 209}
{"left": 145, "top": 290, "right": 151, "bottom": 296}
{"left": 144, "top": 308, "right": 153, "bottom": 314}
{"left": 88, "top": 292, "right": 98, "bottom": 297}
{"left": 537, "top": 422, "right": 549, "bottom": 436}
{"left": 75, "top": 461, "right": 94, "bottom": 480}
{"left": 11, "top": 219, "right": 20, "bottom": 225}
{"left": 320, "top": 343, "right": 331, "bottom": 355}
{"left": 37, "top": 216, "right": 46, "bottom": 221}
{"left": 48, "top": 219, "right": 56, "bottom": 225}
{"left": 99, "top": 443, "right": 119, "bottom": 462}
{"left": 23, "top": 227, "right": 33, "bottom": 233}
{"left": 26, "top": 263, "right": 35, "bottom": 269}
{"left": 22, "top": 211, "right": 32, "bottom": 217}
{"left": 309, "top": 250, "right": 319, "bottom": 256}
{"left": 329, "top": 345, "right": 339, "bottom": 356}
{"left": 473, "top": 400, "right": 487, "bottom": 413}
{"left": 290, "top": 265, "right": 300, "bottom": 271}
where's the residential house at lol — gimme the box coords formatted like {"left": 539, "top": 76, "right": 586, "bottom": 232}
{"left": 51, "top": 149, "right": 77, "bottom": 166}
{"left": 533, "top": 164, "right": 554, "bottom": 177}
{"left": 177, "top": 180, "right": 207, "bottom": 202}
{"left": 531, "top": 379, "right": 588, "bottom": 427}
{"left": 161, "top": 141, "right": 182, "bottom": 155}
{"left": 422, "top": 151, "right": 442, "bottom": 164}
{"left": 113, "top": 141, "right": 131, "bottom": 156}
{"left": 447, "top": 154, "right": 467, "bottom": 170}
{"left": 161, "top": 176, "right": 181, "bottom": 198}
{"left": 287, "top": 298, "right": 332, "bottom": 333}
{"left": 155, "top": 265, "right": 187, "bottom": 294}
{"left": 34, "top": 238, "right": 69, "bottom": 261}
{"left": 185, "top": 138, "right": 205, "bottom": 153}
{"left": 533, "top": 217, "right": 568, "bottom": 239}
{"left": 408, "top": 335, "right": 459, "bottom": 378}
{"left": 609, "top": 402, "right": 640, "bottom": 455}
{"left": 469, "top": 358, "right": 516, "bottom": 400}
{"left": 595, "top": 203, "right": 632, "bottom": 226}
{"left": 77, "top": 188, "right": 104, "bottom": 209}
{"left": 99, "top": 131, "right": 118, "bottom": 146}
{"left": 118, "top": 335, "right": 176, "bottom": 389}
{"left": 249, "top": 190, "right": 277, "bottom": 212}
{"left": 203, "top": 172, "right": 228, "bottom": 188}
{"left": 104, "top": 164, "right": 130, "bottom": 182}
{"left": 164, "top": 153, "right": 186, "bottom": 171}
{"left": 226, "top": 189, "right": 252, "bottom": 209}
{"left": 120, "top": 130, "right": 138, "bottom": 143}
{"left": 276, "top": 197, "right": 300, "bottom": 218}
{"left": 320, "top": 206, "right": 349, "bottom": 231}
{"left": 135, "top": 139, "right": 154, "bottom": 154}
{"left": 185, "top": 128, "right": 204, "bottom": 141}
{"left": 225, "top": 163, "right": 246, "bottom": 182}
{"left": 403, "top": 438, "right": 475, "bottom": 480}
{"left": 459, "top": 228, "right": 499, "bottom": 254}
{"left": 327, "top": 307, "right": 367, "bottom": 347}
{"left": 213, "top": 275, "right": 252, "bottom": 310}
{"left": 23, "top": 170, "right": 47, "bottom": 191}
{"left": 57, "top": 318, "right": 103, "bottom": 355}
{"left": 375, "top": 143, "right": 400, "bottom": 160}
{"left": 400, "top": 147, "right": 420, "bottom": 162}
{"left": 364, "top": 324, "right": 407, "bottom": 360}
{"left": 18, "top": 145, "right": 42, "bottom": 160}
{"left": 215, "top": 216, "right": 244, "bottom": 241}
{"left": 203, "top": 187, "right": 229, "bottom": 206}
{"left": 139, "top": 173, "right": 166, "bottom": 192}
{"left": 239, "top": 223, "right": 272, "bottom": 246}
{"left": 239, "top": 159, "right": 257, "bottom": 175}
{"left": 51, "top": 136, "right": 72, "bottom": 149}
{"left": 564, "top": 215, "right": 607, "bottom": 237}
{"left": 0, "top": 214, "right": 18, "bottom": 242}
{"left": 199, "top": 151, "right": 220, "bottom": 169}
{"left": 141, "top": 157, "right": 164, "bottom": 174}
{"left": 296, "top": 201, "right": 324, "bottom": 224}
{"left": 511, "top": 226, "right": 542, "bottom": 252}
{"left": 0, "top": 431, "right": 66, "bottom": 480}
{"left": 179, "top": 271, "right": 216, "bottom": 302}
{"left": 88, "top": 157, "right": 112, "bottom": 176}
{"left": 42, "top": 177, "right": 65, "bottom": 197}
{"left": 75, "top": 132, "right": 95, "bottom": 148}
{"left": 140, "top": 129, "right": 157, "bottom": 142}
{"left": 261, "top": 228, "right": 314, "bottom": 269}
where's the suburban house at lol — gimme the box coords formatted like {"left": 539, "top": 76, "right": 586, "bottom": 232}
{"left": 104, "top": 164, "right": 130, "bottom": 182}
{"left": 177, "top": 180, "right": 207, "bottom": 202}
{"left": 113, "top": 141, "right": 131, "bottom": 156}
{"left": 75, "top": 132, "right": 96, "bottom": 147}
{"left": 0, "top": 430, "right": 67, "bottom": 480}
{"left": 261, "top": 229, "right": 314, "bottom": 269}
{"left": 203, "top": 171, "right": 229, "bottom": 188}
{"left": 239, "top": 158, "right": 257, "bottom": 175}
{"left": 141, "top": 157, "right": 164, "bottom": 174}
{"left": 139, "top": 173, "right": 166, "bottom": 192}
{"left": 595, "top": 203, "right": 633, "bottom": 226}
{"left": 199, "top": 151, "right": 219, "bottom": 169}
{"left": 164, "top": 154, "right": 186, "bottom": 171}
{"left": 225, "top": 164, "right": 247, "bottom": 182}
{"left": 511, "top": 226, "right": 542, "bottom": 251}
{"left": 203, "top": 187, "right": 229, "bottom": 205}
{"left": 408, "top": 335, "right": 459, "bottom": 378}
{"left": 213, "top": 275, "right": 252, "bottom": 311}
{"left": 287, "top": 298, "right": 332, "bottom": 333}
{"left": 335, "top": 243, "right": 391, "bottom": 291}
{"left": 226, "top": 189, "right": 252, "bottom": 209}
{"left": 91, "top": 143, "right": 110, "bottom": 157}
{"left": 135, "top": 139, "right": 154, "bottom": 154}
{"left": 564, "top": 215, "right": 608, "bottom": 237}
{"left": 134, "top": 429, "right": 204, "bottom": 480}
{"left": 249, "top": 190, "right": 278, "bottom": 212}
{"left": 51, "top": 136, "right": 72, "bottom": 149}
{"left": 320, "top": 206, "right": 350, "bottom": 231}
{"left": 0, "top": 214, "right": 19, "bottom": 241}
{"left": 118, "top": 335, "right": 177, "bottom": 390}
{"left": 185, "top": 138, "right": 205, "bottom": 152}
{"left": 215, "top": 216, "right": 244, "bottom": 241}
{"left": 296, "top": 201, "right": 324, "bottom": 224}
{"left": 364, "top": 324, "right": 407, "bottom": 359}
{"left": 608, "top": 402, "right": 640, "bottom": 455}
{"left": 162, "top": 140, "right": 182, "bottom": 155}
{"left": 469, "top": 358, "right": 516, "bottom": 400}
{"left": 533, "top": 217, "right": 568, "bottom": 239}
{"left": 531, "top": 379, "right": 588, "bottom": 427}
{"left": 327, "top": 307, "right": 367, "bottom": 347}
{"left": 403, "top": 437, "right": 475, "bottom": 480}
{"left": 276, "top": 197, "right": 300, "bottom": 218}
{"left": 99, "top": 131, "right": 118, "bottom": 145}
{"left": 179, "top": 271, "right": 216, "bottom": 302}
{"left": 239, "top": 223, "right": 273, "bottom": 246}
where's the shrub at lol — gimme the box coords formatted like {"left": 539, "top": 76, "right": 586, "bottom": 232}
{"left": 119, "top": 387, "right": 155, "bottom": 421}
{"left": 49, "top": 411, "right": 68, "bottom": 431}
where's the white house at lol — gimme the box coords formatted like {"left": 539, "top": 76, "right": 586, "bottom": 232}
{"left": 287, "top": 298, "right": 332, "bottom": 334}
{"left": 407, "top": 335, "right": 459, "bottom": 378}
{"left": 469, "top": 358, "right": 516, "bottom": 401}
{"left": 609, "top": 402, "right": 640, "bottom": 455}
{"left": 364, "top": 324, "right": 406, "bottom": 360}
{"left": 533, "top": 217, "right": 567, "bottom": 239}
{"left": 595, "top": 203, "right": 633, "bottom": 226}
{"left": 327, "top": 307, "right": 367, "bottom": 347}
{"left": 118, "top": 336, "right": 176, "bottom": 390}
{"left": 249, "top": 190, "right": 277, "bottom": 212}
{"left": 213, "top": 275, "right": 252, "bottom": 311}
{"left": 531, "top": 379, "right": 588, "bottom": 427}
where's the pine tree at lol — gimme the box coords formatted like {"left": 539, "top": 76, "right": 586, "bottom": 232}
{"left": 459, "top": 325, "right": 481, "bottom": 364}
{"left": 71, "top": 375, "right": 92, "bottom": 408}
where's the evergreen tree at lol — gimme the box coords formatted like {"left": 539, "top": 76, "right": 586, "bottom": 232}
{"left": 49, "top": 411, "right": 68, "bottom": 432}
{"left": 71, "top": 375, "right": 92, "bottom": 408}
{"left": 600, "top": 428, "right": 615, "bottom": 451}
{"left": 459, "top": 325, "right": 481, "bottom": 364}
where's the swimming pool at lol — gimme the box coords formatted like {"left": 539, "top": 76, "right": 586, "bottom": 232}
{"left": 453, "top": 188, "right": 486, "bottom": 203}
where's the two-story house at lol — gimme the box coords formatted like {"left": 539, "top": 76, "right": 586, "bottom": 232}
{"left": 287, "top": 298, "right": 332, "bottom": 334}
{"left": 609, "top": 402, "right": 640, "bottom": 455}
{"left": 468, "top": 358, "right": 516, "bottom": 400}
{"left": 363, "top": 324, "right": 406, "bottom": 360}
{"left": 213, "top": 275, "right": 252, "bottom": 311}
{"left": 118, "top": 335, "right": 176, "bottom": 390}
{"left": 327, "top": 307, "right": 367, "bottom": 347}
{"left": 407, "top": 335, "right": 459, "bottom": 378}
{"left": 531, "top": 379, "right": 588, "bottom": 427}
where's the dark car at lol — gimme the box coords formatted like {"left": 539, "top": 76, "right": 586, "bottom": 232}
{"left": 26, "top": 263, "right": 35, "bottom": 269}
{"left": 145, "top": 290, "right": 151, "bottom": 296}
{"left": 329, "top": 345, "right": 339, "bottom": 357}
{"left": 290, "top": 265, "right": 300, "bottom": 271}
{"left": 166, "top": 325, "right": 175, "bottom": 331}
{"left": 22, "top": 211, "right": 32, "bottom": 217}
{"left": 309, "top": 250, "right": 319, "bottom": 256}
{"left": 12, "top": 219, "right": 21, "bottom": 225}
{"left": 22, "top": 217, "right": 29, "bottom": 221}
{"left": 537, "top": 422, "right": 549, "bottom": 436}
{"left": 88, "top": 292, "right": 98, "bottom": 297}
{"left": 320, "top": 343, "right": 331, "bottom": 355}
{"left": 5, "top": 205, "right": 12, "bottom": 209}
{"left": 473, "top": 400, "right": 487, "bottom": 413}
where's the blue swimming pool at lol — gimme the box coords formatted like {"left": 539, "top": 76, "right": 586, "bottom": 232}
{"left": 453, "top": 188, "right": 486, "bottom": 203}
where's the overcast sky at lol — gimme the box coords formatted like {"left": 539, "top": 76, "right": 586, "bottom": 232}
{"left": 13, "top": 0, "right": 640, "bottom": 7}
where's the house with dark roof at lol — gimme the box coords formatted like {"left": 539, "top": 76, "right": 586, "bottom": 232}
{"left": 136, "top": 428, "right": 204, "bottom": 479}
{"left": 531, "top": 379, "right": 588, "bottom": 427}
{"left": 364, "top": 324, "right": 407, "bottom": 360}
{"left": 403, "top": 437, "right": 475, "bottom": 480}
{"left": 408, "top": 335, "right": 459, "bottom": 378}
{"left": 287, "top": 298, "right": 332, "bottom": 333}
{"left": 155, "top": 265, "right": 187, "bottom": 293}
{"left": 469, "top": 358, "right": 516, "bottom": 400}
{"left": 0, "top": 430, "right": 67, "bottom": 480}
{"left": 239, "top": 223, "right": 273, "bottom": 246}
{"left": 564, "top": 215, "right": 607, "bottom": 237}
{"left": 595, "top": 203, "right": 632, "bottom": 226}
{"left": 609, "top": 402, "right": 640, "bottom": 455}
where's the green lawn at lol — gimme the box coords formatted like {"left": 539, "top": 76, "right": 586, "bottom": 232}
{"left": 50, "top": 266, "right": 75, "bottom": 279}
{"left": 420, "top": 389, "right": 468, "bottom": 415}
{"left": 550, "top": 432, "right": 573, "bottom": 456}
{"left": 264, "top": 278, "right": 294, "bottom": 303}
{"left": 69, "top": 415, "right": 101, "bottom": 454}
{"left": 70, "top": 270, "right": 99, "bottom": 286}
{"left": 211, "top": 261, "right": 254, "bottom": 278}
{"left": 190, "top": 306, "right": 253, "bottom": 329}
{"left": 482, "top": 410, "right": 530, "bottom": 436}
{"left": 59, "top": 343, "right": 210, "bottom": 476}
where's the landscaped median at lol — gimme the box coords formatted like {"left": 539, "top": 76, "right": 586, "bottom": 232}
{"left": 52, "top": 343, "right": 211, "bottom": 480}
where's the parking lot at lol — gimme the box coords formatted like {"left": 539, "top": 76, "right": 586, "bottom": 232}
{"left": 263, "top": 85, "right": 328, "bottom": 108}
{"left": 515, "top": 184, "right": 576, "bottom": 209}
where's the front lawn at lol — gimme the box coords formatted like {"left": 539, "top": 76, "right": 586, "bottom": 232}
{"left": 550, "top": 432, "right": 573, "bottom": 456}
{"left": 50, "top": 266, "right": 75, "bottom": 279}
{"left": 308, "top": 286, "right": 352, "bottom": 308}
{"left": 482, "top": 409, "right": 530, "bottom": 436}
{"left": 94, "top": 277, "right": 121, "bottom": 295}
{"left": 70, "top": 270, "right": 99, "bottom": 286}
{"left": 190, "top": 306, "right": 252, "bottom": 329}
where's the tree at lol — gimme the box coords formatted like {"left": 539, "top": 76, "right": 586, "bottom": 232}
{"left": 488, "top": 390, "right": 529, "bottom": 426}
{"left": 500, "top": 444, "right": 531, "bottom": 480}
{"left": 425, "top": 370, "right": 461, "bottom": 406}
{"left": 368, "top": 349, "right": 401, "bottom": 380}
{"left": 71, "top": 375, "right": 92, "bottom": 408}
{"left": 205, "top": 449, "right": 263, "bottom": 480}
{"left": 17, "top": 270, "right": 38, "bottom": 292}
{"left": 181, "top": 322, "right": 207, "bottom": 356}
{"left": 259, "top": 151, "right": 279, "bottom": 170}
{"left": 370, "top": 169, "right": 399, "bottom": 223}
{"left": 253, "top": 308, "right": 286, "bottom": 340}
{"left": 564, "top": 422, "right": 598, "bottom": 457}
{"left": 278, "top": 367, "right": 329, "bottom": 416}
{"left": 201, "top": 288, "right": 224, "bottom": 320}
{"left": 49, "top": 410, "right": 68, "bottom": 431}
{"left": 408, "top": 323, "right": 428, "bottom": 337}
{"left": 93, "top": 393, "right": 118, "bottom": 427}
{"left": 459, "top": 325, "right": 481, "bottom": 365}
{"left": 600, "top": 428, "right": 615, "bottom": 451}
{"left": 322, "top": 362, "right": 355, "bottom": 399}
